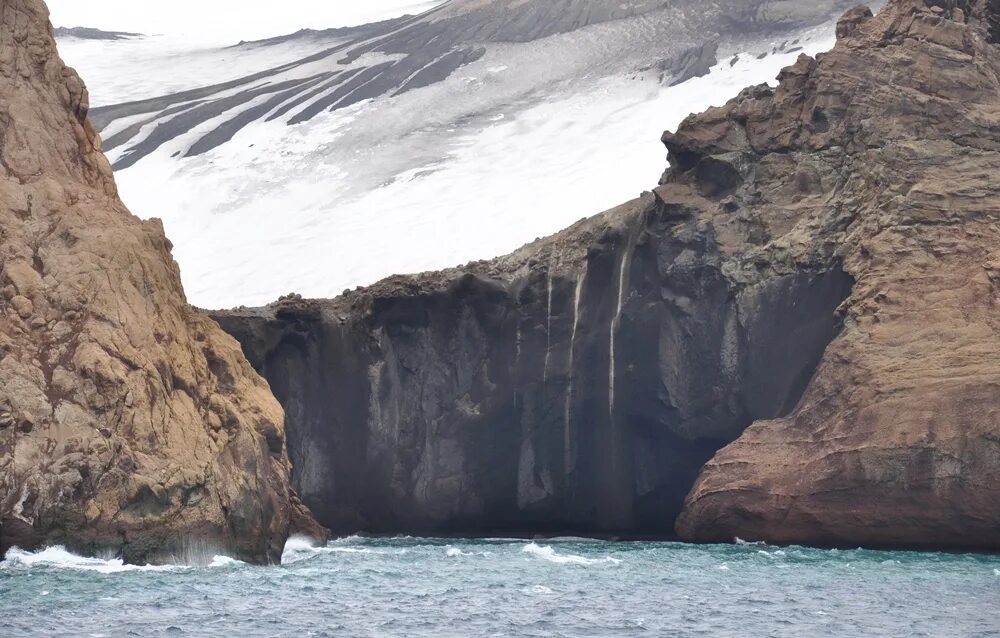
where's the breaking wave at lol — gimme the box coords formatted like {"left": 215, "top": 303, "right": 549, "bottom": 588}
{"left": 734, "top": 537, "right": 768, "bottom": 547}
{"left": 208, "top": 555, "right": 246, "bottom": 568}
{"left": 522, "top": 542, "right": 620, "bottom": 566}
{"left": 1, "top": 546, "right": 185, "bottom": 574}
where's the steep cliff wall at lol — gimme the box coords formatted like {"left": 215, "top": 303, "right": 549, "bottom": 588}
{"left": 0, "top": 0, "right": 320, "bottom": 563}
{"left": 216, "top": 161, "right": 852, "bottom": 536}
{"left": 218, "top": 0, "right": 1000, "bottom": 549}
{"left": 677, "top": 0, "right": 1000, "bottom": 550}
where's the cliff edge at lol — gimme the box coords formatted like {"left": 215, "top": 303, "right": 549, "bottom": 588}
{"left": 0, "top": 0, "right": 320, "bottom": 564}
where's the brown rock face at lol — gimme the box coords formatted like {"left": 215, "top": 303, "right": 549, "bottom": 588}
{"left": 0, "top": 0, "right": 320, "bottom": 563}
{"left": 676, "top": 0, "right": 1000, "bottom": 549}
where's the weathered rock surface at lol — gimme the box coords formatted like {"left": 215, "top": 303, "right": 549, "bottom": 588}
{"left": 0, "top": 0, "right": 320, "bottom": 563}
{"left": 218, "top": 0, "right": 1000, "bottom": 550}
{"left": 676, "top": 0, "right": 1000, "bottom": 549}
{"left": 218, "top": 208, "right": 851, "bottom": 537}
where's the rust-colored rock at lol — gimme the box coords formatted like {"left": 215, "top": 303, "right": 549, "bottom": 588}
{"left": 0, "top": 0, "right": 321, "bottom": 563}
{"left": 676, "top": 0, "right": 1000, "bottom": 549}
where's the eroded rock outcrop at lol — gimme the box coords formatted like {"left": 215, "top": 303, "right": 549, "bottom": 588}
{"left": 218, "top": 209, "right": 850, "bottom": 537}
{"left": 0, "top": 0, "right": 320, "bottom": 563}
{"left": 218, "top": 0, "right": 1000, "bottom": 549}
{"left": 675, "top": 0, "right": 1000, "bottom": 550}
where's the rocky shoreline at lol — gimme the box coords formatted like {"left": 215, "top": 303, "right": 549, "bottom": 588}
{"left": 1, "top": 0, "right": 998, "bottom": 563}
{"left": 217, "top": 0, "right": 1000, "bottom": 551}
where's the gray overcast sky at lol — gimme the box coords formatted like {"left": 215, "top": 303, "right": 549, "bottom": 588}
{"left": 46, "top": 0, "right": 443, "bottom": 43}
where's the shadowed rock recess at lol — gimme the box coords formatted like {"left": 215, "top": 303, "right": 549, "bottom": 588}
{"left": 0, "top": 0, "right": 321, "bottom": 563}
{"left": 217, "top": 0, "right": 1000, "bottom": 548}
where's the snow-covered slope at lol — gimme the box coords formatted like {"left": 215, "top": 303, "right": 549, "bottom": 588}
{"left": 55, "top": 0, "right": 862, "bottom": 308}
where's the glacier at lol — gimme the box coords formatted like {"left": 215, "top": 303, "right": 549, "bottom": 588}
{"left": 53, "top": 0, "right": 857, "bottom": 308}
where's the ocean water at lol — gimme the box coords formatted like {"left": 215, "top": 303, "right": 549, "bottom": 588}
{"left": 1, "top": 537, "right": 998, "bottom": 637}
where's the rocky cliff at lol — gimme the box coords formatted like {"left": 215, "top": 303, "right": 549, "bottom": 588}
{"left": 676, "top": 0, "right": 1000, "bottom": 550}
{"left": 0, "top": 0, "right": 320, "bottom": 564}
{"left": 217, "top": 0, "right": 1000, "bottom": 549}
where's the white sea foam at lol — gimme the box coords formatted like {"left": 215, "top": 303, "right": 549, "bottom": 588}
{"left": 521, "top": 585, "right": 555, "bottom": 595}
{"left": 1, "top": 546, "right": 183, "bottom": 574}
{"left": 446, "top": 547, "right": 472, "bottom": 557}
{"left": 208, "top": 555, "right": 246, "bottom": 568}
{"left": 735, "top": 537, "right": 767, "bottom": 547}
{"left": 282, "top": 540, "right": 379, "bottom": 564}
{"left": 993, "top": 569, "right": 999, "bottom": 576}
{"left": 281, "top": 535, "right": 324, "bottom": 563}
{"left": 522, "top": 543, "right": 620, "bottom": 566}
{"left": 284, "top": 535, "right": 322, "bottom": 553}
{"left": 330, "top": 535, "right": 367, "bottom": 545}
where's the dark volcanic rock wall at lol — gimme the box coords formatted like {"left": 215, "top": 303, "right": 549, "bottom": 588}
{"left": 216, "top": 190, "right": 851, "bottom": 536}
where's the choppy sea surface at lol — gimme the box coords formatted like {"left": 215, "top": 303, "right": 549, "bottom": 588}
{"left": 2, "top": 536, "right": 998, "bottom": 637}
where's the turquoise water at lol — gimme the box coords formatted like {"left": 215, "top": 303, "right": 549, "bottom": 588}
{"left": 1, "top": 536, "right": 998, "bottom": 637}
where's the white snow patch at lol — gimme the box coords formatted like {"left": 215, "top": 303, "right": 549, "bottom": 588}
{"left": 110, "top": 31, "right": 836, "bottom": 308}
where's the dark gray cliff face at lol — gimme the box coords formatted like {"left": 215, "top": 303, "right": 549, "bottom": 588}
{"left": 215, "top": 188, "right": 851, "bottom": 536}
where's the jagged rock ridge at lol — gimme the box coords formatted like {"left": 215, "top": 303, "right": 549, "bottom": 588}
{"left": 0, "top": 0, "right": 320, "bottom": 563}
{"left": 217, "top": 0, "right": 1000, "bottom": 549}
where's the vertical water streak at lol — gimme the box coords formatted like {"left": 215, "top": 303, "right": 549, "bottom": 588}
{"left": 542, "top": 268, "right": 554, "bottom": 385}
{"left": 563, "top": 271, "right": 585, "bottom": 477}
{"left": 609, "top": 243, "right": 631, "bottom": 420}
{"left": 514, "top": 319, "right": 522, "bottom": 401}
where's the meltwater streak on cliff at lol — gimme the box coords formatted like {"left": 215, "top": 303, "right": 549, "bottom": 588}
{"left": 542, "top": 268, "right": 554, "bottom": 385}
{"left": 2, "top": 538, "right": 999, "bottom": 637}
{"left": 564, "top": 271, "right": 586, "bottom": 477}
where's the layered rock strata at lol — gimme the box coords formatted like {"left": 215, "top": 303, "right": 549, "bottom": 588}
{"left": 0, "top": 0, "right": 320, "bottom": 564}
